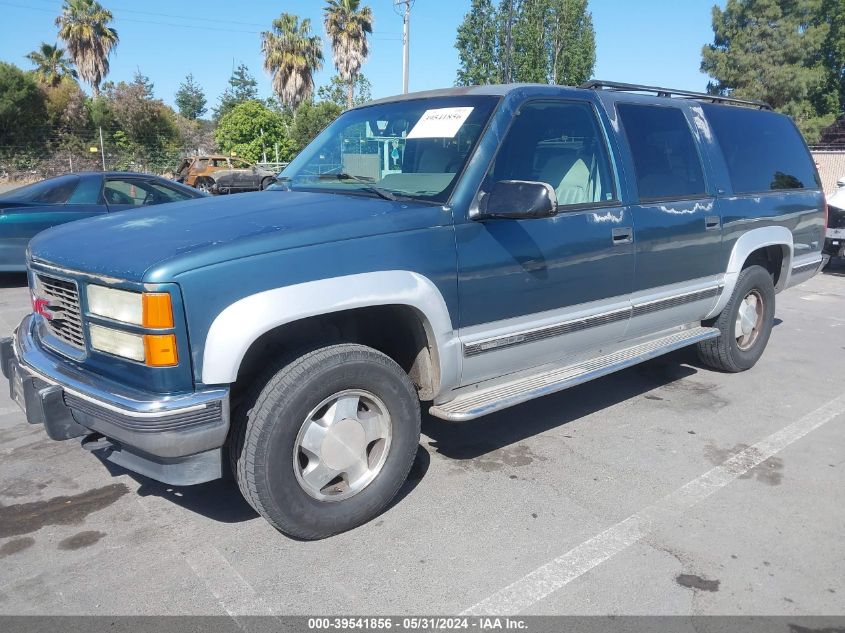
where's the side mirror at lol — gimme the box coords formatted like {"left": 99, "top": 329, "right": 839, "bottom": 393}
{"left": 475, "top": 180, "right": 558, "bottom": 220}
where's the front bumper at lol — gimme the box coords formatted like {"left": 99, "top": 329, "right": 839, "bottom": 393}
{"left": 1, "top": 314, "right": 230, "bottom": 485}
{"left": 824, "top": 228, "right": 845, "bottom": 258}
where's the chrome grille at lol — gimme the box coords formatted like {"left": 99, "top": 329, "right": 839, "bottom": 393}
{"left": 34, "top": 273, "right": 85, "bottom": 349}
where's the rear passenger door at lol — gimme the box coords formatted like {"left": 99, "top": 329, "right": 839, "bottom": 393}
{"left": 456, "top": 99, "right": 634, "bottom": 386}
{"left": 616, "top": 103, "right": 722, "bottom": 337}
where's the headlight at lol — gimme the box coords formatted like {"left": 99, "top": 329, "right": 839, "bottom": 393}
{"left": 87, "top": 285, "right": 174, "bottom": 328}
{"left": 86, "top": 285, "right": 178, "bottom": 366}
{"left": 89, "top": 324, "right": 178, "bottom": 367}
{"left": 89, "top": 324, "right": 145, "bottom": 362}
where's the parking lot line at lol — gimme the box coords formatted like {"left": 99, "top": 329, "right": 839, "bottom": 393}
{"left": 461, "top": 393, "right": 845, "bottom": 616}
{"left": 134, "top": 494, "right": 279, "bottom": 625}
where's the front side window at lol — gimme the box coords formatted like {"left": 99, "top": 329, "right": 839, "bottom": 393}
{"left": 278, "top": 96, "right": 500, "bottom": 203}
{"left": 702, "top": 104, "right": 820, "bottom": 193}
{"left": 104, "top": 179, "right": 148, "bottom": 206}
{"left": 618, "top": 103, "right": 706, "bottom": 201}
{"left": 482, "top": 100, "right": 616, "bottom": 207}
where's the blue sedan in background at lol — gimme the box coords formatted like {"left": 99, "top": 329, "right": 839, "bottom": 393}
{"left": 0, "top": 172, "right": 206, "bottom": 271}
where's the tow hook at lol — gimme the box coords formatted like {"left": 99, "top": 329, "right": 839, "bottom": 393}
{"left": 81, "top": 433, "right": 117, "bottom": 454}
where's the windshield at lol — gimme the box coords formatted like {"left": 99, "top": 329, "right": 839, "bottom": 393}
{"left": 276, "top": 96, "right": 500, "bottom": 203}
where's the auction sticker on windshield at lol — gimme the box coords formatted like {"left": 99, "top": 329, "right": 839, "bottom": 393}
{"left": 407, "top": 107, "right": 475, "bottom": 139}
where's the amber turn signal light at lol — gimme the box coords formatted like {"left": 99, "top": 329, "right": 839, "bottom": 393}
{"left": 144, "top": 334, "right": 178, "bottom": 367}
{"left": 142, "top": 293, "right": 174, "bottom": 328}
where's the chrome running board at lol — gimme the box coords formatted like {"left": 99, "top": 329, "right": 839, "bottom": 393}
{"left": 430, "top": 326, "right": 720, "bottom": 422}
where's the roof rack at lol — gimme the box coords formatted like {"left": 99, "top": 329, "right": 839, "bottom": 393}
{"left": 580, "top": 80, "right": 773, "bottom": 110}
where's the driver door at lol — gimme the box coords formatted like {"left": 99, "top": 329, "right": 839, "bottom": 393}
{"left": 455, "top": 99, "right": 635, "bottom": 386}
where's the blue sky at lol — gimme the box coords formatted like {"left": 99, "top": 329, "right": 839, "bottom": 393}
{"left": 1, "top": 0, "right": 724, "bottom": 109}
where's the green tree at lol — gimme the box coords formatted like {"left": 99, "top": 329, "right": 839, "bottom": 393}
{"left": 26, "top": 42, "right": 77, "bottom": 87}
{"left": 55, "top": 0, "right": 118, "bottom": 97}
{"left": 215, "top": 100, "right": 292, "bottom": 162}
{"left": 0, "top": 62, "right": 47, "bottom": 150}
{"left": 512, "top": 0, "right": 548, "bottom": 83}
{"left": 44, "top": 76, "right": 90, "bottom": 133}
{"left": 510, "top": 0, "right": 595, "bottom": 84}
{"left": 323, "top": 0, "right": 373, "bottom": 109}
{"left": 701, "top": 0, "right": 837, "bottom": 142}
{"left": 820, "top": 0, "right": 845, "bottom": 115}
{"left": 455, "top": 0, "right": 500, "bottom": 86}
{"left": 262, "top": 13, "right": 324, "bottom": 108}
{"left": 317, "top": 74, "right": 372, "bottom": 107}
{"left": 214, "top": 64, "right": 258, "bottom": 120}
{"left": 104, "top": 71, "right": 179, "bottom": 169}
{"left": 457, "top": 0, "right": 595, "bottom": 86}
{"left": 548, "top": 0, "right": 595, "bottom": 86}
{"left": 175, "top": 73, "right": 207, "bottom": 120}
{"left": 290, "top": 100, "right": 343, "bottom": 150}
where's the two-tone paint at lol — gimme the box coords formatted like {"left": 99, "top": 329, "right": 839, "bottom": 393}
{"left": 24, "top": 84, "right": 825, "bottom": 409}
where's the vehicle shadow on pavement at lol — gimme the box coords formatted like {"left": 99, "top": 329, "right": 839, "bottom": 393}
{"left": 95, "top": 458, "right": 260, "bottom": 523}
{"left": 423, "top": 348, "right": 703, "bottom": 461}
{"left": 0, "top": 273, "right": 28, "bottom": 289}
{"left": 823, "top": 259, "right": 845, "bottom": 277}
{"left": 93, "top": 444, "right": 431, "bottom": 524}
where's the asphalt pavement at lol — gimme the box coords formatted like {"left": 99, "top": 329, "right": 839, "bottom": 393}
{"left": 0, "top": 265, "right": 843, "bottom": 617}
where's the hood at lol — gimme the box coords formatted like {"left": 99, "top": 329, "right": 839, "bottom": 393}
{"left": 28, "top": 190, "right": 436, "bottom": 282}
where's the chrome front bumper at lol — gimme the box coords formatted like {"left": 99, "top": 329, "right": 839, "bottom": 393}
{"left": 1, "top": 314, "right": 230, "bottom": 485}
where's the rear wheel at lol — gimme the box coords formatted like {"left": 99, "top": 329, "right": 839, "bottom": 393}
{"left": 230, "top": 344, "right": 421, "bottom": 539}
{"left": 697, "top": 264, "right": 775, "bottom": 372}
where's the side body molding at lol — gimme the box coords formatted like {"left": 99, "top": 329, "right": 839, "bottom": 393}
{"left": 706, "top": 226, "right": 793, "bottom": 319}
{"left": 201, "top": 271, "right": 459, "bottom": 396}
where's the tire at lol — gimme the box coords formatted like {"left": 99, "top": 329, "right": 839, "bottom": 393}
{"left": 230, "top": 343, "right": 421, "bottom": 539}
{"left": 260, "top": 177, "right": 274, "bottom": 191}
{"left": 697, "top": 264, "right": 775, "bottom": 372}
{"left": 195, "top": 177, "right": 214, "bottom": 194}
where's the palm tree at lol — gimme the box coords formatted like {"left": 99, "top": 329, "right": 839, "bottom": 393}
{"left": 25, "top": 42, "right": 78, "bottom": 87}
{"left": 323, "top": 0, "right": 373, "bottom": 110}
{"left": 55, "top": 0, "right": 118, "bottom": 97}
{"left": 261, "top": 13, "right": 324, "bottom": 109}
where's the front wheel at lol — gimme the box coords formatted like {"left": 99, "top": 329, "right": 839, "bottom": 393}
{"left": 260, "top": 176, "right": 275, "bottom": 191}
{"left": 230, "top": 344, "right": 421, "bottom": 539}
{"left": 697, "top": 264, "right": 775, "bottom": 372}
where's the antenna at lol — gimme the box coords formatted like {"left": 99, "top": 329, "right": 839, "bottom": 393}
{"left": 393, "top": 0, "right": 415, "bottom": 93}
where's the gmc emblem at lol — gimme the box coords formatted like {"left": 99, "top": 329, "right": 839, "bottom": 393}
{"left": 32, "top": 296, "right": 54, "bottom": 321}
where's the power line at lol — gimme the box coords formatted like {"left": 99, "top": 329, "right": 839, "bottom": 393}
{"left": 7, "top": 0, "right": 403, "bottom": 39}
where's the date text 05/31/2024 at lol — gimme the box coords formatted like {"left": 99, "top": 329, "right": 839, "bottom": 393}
{"left": 306, "top": 618, "right": 528, "bottom": 630}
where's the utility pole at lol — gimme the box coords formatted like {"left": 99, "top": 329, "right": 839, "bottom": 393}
{"left": 98, "top": 126, "right": 106, "bottom": 171}
{"left": 394, "top": 0, "right": 414, "bottom": 94}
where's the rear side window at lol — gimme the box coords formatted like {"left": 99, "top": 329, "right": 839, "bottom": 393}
{"left": 702, "top": 104, "right": 820, "bottom": 193}
{"left": 618, "top": 104, "right": 706, "bottom": 201}
{"left": 67, "top": 177, "right": 103, "bottom": 204}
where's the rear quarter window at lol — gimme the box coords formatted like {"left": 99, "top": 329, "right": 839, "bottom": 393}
{"left": 617, "top": 103, "right": 707, "bottom": 201}
{"left": 701, "top": 104, "right": 821, "bottom": 194}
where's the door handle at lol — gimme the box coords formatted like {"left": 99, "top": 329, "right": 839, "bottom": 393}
{"left": 612, "top": 227, "right": 633, "bottom": 245}
{"left": 705, "top": 215, "right": 721, "bottom": 230}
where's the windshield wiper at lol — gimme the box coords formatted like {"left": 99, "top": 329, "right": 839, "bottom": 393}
{"left": 317, "top": 172, "right": 398, "bottom": 201}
